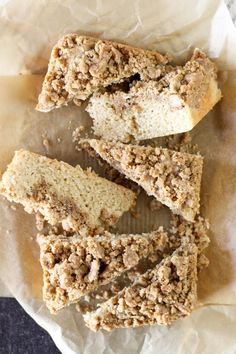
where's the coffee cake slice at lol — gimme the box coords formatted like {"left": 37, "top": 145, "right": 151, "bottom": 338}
{"left": 81, "top": 139, "right": 203, "bottom": 222}
{"left": 83, "top": 241, "right": 198, "bottom": 331}
{"left": 38, "top": 229, "right": 168, "bottom": 313}
{"left": 0, "top": 150, "right": 136, "bottom": 232}
{"left": 87, "top": 49, "right": 221, "bottom": 142}
{"left": 36, "top": 34, "right": 169, "bottom": 112}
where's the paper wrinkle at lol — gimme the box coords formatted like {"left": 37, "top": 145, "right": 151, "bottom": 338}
{"left": 0, "top": 0, "right": 236, "bottom": 74}
{"left": 1, "top": 0, "right": 236, "bottom": 353}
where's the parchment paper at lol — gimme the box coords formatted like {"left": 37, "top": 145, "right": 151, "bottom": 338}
{"left": 1, "top": 0, "right": 236, "bottom": 353}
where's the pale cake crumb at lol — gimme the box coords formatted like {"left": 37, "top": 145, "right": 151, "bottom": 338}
{"left": 87, "top": 49, "right": 221, "bottom": 142}
{"left": 0, "top": 150, "right": 136, "bottom": 233}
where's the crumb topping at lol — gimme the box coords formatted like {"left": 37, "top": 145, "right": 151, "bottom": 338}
{"left": 90, "top": 49, "right": 217, "bottom": 109}
{"left": 81, "top": 139, "right": 203, "bottom": 221}
{"left": 83, "top": 242, "right": 198, "bottom": 331}
{"left": 38, "top": 229, "right": 168, "bottom": 313}
{"left": 36, "top": 34, "right": 169, "bottom": 112}
{"left": 86, "top": 49, "right": 221, "bottom": 143}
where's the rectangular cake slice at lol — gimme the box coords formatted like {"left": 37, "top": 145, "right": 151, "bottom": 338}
{"left": 83, "top": 241, "right": 198, "bottom": 331}
{"left": 87, "top": 49, "right": 221, "bottom": 142}
{"left": 38, "top": 229, "right": 168, "bottom": 313}
{"left": 0, "top": 150, "right": 136, "bottom": 232}
{"left": 36, "top": 34, "right": 169, "bottom": 112}
{"left": 81, "top": 139, "right": 203, "bottom": 222}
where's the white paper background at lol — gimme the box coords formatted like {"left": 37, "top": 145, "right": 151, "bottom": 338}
{"left": 1, "top": 0, "right": 236, "bottom": 353}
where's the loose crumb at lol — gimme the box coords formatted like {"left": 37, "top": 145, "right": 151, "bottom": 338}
{"left": 127, "top": 270, "right": 141, "bottom": 282}
{"left": 84, "top": 294, "right": 91, "bottom": 302}
{"left": 35, "top": 213, "right": 46, "bottom": 232}
{"left": 67, "top": 120, "right": 72, "bottom": 130}
{"left": 102, "top": 290, "right": 111, "bottom": 300}
{"left": 76, "top": 303, "right": 82, "bottom": 313}
{"left": 165, "top": 132, "right": 199, "bottom": 154}
{"left": 41, "top": 134, "right": 51, "bottom": 151}
{"left": 147, "top": 252, "right": 160, "bottom": 263}
{"left": 130, "top": 209, "right": 141, "bottom": 219}
{"left": 72, "top": 126, "right": 85, "bottom": 143}
{"left": 76, "top": 303, "right": 92, "bottom": 313}
{"left": 111, "top": 281, "right": 122, "bottom": 293}
{"left": 149, "top": 199, "right": 162, "bottom": 211}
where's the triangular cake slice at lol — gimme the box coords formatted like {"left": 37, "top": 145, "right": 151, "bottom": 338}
{"left": 36, "top": 34, "right": 169, "bottom": 112}
{"left": 0, "top": 150, "right": 136, "bottom": 232}
{"left": 38, "top": 229, "right": 168, "bottom": 313}
{"left": 83, "top": 241, "right": 198, "bottom": 331}
{"left": 81, "top": 139, "right": 203, "bottom": 221}
{"left": 87, "top": 50, "right": 221, "bottom": 142}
